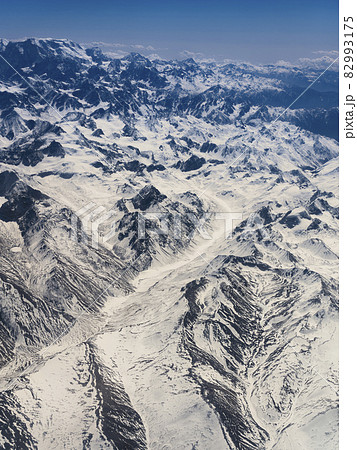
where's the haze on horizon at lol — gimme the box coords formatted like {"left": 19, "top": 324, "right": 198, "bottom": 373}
{"left": 0, "top": 0, "right": 338, "bottom": 65}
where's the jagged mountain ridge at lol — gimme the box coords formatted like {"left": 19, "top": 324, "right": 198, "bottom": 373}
{"left": 0, "top": 38, "right": 338, "bottom": 144}
{"left": 0, "top": 38, "right": 338, "bottom": 449}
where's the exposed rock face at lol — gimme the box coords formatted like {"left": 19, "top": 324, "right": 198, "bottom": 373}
{"left": 0, "top": 38, "right": 338, "bottom": 449}
{"left": 179, "top": 154, "right": 206, "bottom": 172}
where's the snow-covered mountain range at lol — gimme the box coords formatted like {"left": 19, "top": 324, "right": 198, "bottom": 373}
{"left": 0, "top": 38, "right": 338, "bottom": 449}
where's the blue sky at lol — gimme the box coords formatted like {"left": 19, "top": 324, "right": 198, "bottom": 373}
{"left": 0, "top": 0, "right": 338, "bottom": 63}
